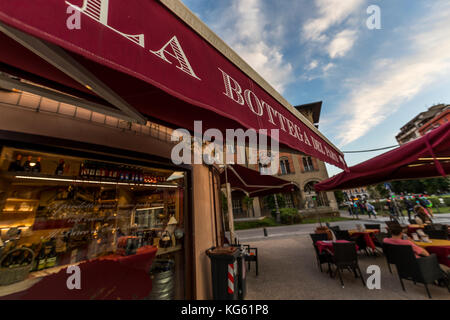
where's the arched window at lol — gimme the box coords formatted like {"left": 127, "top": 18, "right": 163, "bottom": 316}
{"left": 280, "top": 157, "right": 291, "bottom": 175}
{"left": 304, "top": 181, "right": 329, "bottom": 208}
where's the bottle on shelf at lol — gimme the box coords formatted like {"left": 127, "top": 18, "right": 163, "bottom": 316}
{"left": 79, "top": 161, "right": 86, "bottom": 178}
{"left": 8, "top": 154, "right": 23, "bottom": 172}
{"left": 89, "top": 161, "right": 96, "bottom": 178}
{"left": 119, "top": 166, "right": 125, "bottom": 181}
{"left": 23, "top": 156, "right": 33, "bottom": 172}
{"left": 36, "top": 241, "right": 48, "bottom": 271}
{"left": 32, "top": 157, "right": 42, "bottom": 173}
{"left": 55, "top": 159, "right": 65, "bottom": 176}
{"left": 45, "top": 239, "right": 58, "bottom": 269}
{"left": 95, "top": 162, "right": 102, "bottom": 178}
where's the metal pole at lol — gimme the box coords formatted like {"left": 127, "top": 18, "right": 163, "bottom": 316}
{"left": 273, "top": 194, "right": 280, "bottom": 223}
{"left": 224, "top": 165, "right": 236, "bottom": 244}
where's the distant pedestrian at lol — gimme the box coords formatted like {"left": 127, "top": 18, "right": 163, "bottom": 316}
{"left": 403, "top": 198, "right": 415, "bottom": 220}
{"left": 419, "top": 196, "right": 434, "bottom": 217}
{"left": 346, "top": 202, "right": 354, "bottom": 217}
{"left": 357, "top": 201, "right": 366, "bottom": 216}
{"left": 365, "top": 201, "right": 377, "bottom": 219}
{"left": 353, "top": 201, "right": 359, "bottom": 219}
{"left": 414, "top": 205, "right": 432, "bottom": 224}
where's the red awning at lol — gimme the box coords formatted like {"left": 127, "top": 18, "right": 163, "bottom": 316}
{"left": 315, "top": 122, "right": 450, "bottom": 191}
{"left": 0, "top": 0, "right": 346, "bottom": 170}
{"left": 220, "top": 164, "right": 299, "bottom": 197}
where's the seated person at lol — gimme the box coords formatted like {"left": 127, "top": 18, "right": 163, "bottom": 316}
{"left": 414, "top": 205, "right": 432, "bottom": 224}
{"left": 384, "top": 225, "right": 450, "bottom": 278}
{"left": 384, "top": 225, "right": 429, "bottom": 258}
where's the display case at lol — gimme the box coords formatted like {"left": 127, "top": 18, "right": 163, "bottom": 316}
{"left": 0, "top": 146, "right": 187, "bottom": 299}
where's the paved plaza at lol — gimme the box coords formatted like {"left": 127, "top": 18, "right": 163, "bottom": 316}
{"left": 241, "top": 222, "right": 450, "bottom": 300}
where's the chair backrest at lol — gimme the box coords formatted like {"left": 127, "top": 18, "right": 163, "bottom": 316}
{"left": 424, "top": 229, "right": 448, "bottom": 240}
{"left": 333, "top": 242, "right": 357, "bottom": 266}
{"left": 381, "top": 242, "right": 395, "bottom": 264}
{"left": 431, "top": 224, "right": 447, "bottom": 231}
{"left": 335, "top": 230, "right": 351, "bottom": 241}
{"left": 364, "top": 224, "right": 380, "bottom": 230}
{"left": 385, "top": 244, "right": 420, "bottom": 279}
{"left": 310, "top": 233, "right": 328, "bottom": 244}
{"left": 329, "top": 226, "right": 341, "bottom": 233}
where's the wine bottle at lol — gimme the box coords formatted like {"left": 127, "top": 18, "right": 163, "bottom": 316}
{"left": 79, "top": 162, "right": 86, "bottom": 178}
{"left": 45, "top": 240, "right": 57, "bottom": 268}
{"left": 37, "top": 242, "right": 47, "bottom": 271}
{"left": 23, "top": 156, "right": 32, "bottom": 172}
{"left": 8, "top": 154, "right": 23, "bottom": 172}
{"left": 32, "top": 157, "right": 42, "bottom": 173}
{"left": 55, "top": 159, "right": 65, "bottom": 176}
{"left": 89, "top": 162, "right": 96, "bottom": 178}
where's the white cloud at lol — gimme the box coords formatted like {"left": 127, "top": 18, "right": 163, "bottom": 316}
{"left": 302, "top": 0, "right": 365, "bottom": 42}
{"left": 335, "top": 2, "right": 450, "bottom": 146}
{"left": 322, "top": 62, "right": 335, "bottom": 72}
{"left": 306, "top": 60, "right": 319, "bottom": 70}
{"left": 327, "top": 29, "right": 357, "bottom": 58}
{"left": 210, "top": 0, "right": 293, "bottom": 93}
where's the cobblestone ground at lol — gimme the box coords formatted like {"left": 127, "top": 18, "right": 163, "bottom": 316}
{"left": 244, "top": 235, "right": 450, "bottom": 300}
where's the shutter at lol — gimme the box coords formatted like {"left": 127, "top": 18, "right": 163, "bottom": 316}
{"left": 312, "top": 158, "right": 319, "bottom": 171}
{"left": 287, "top": 154, "right": 295, "bottom": 174}
{"left": 299, "top": 156, "right": 305, "bottom": 173}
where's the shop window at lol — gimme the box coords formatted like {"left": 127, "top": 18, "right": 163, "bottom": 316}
{"left": 280, "top": 158, "right": 291, "bottom": 175}
{"left": 0, "top": 147, "right": 187, "bottom": 299}
{"left": 302, "top": 157, "right": 315, "bottom": 172}
{"left": 232, "top": 199, "right": 243, "bottom": 215}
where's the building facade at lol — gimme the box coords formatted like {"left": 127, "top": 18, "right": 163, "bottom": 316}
{"left": 231, "top": 102, "right": 338, "bottom": 219}
{"left": 396, "top": 104, "right": 449, "bottom": 145}
{"left": 342, "top": 187, "right": 370, "bottom": 202}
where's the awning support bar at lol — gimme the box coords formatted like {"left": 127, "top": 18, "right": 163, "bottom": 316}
{"left": 0, "top": 21, "right": 147, "bottom": 124}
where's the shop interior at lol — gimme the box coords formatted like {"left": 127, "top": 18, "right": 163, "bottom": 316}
{"left": 0, "top": 146, "right": 187, "bottom": 299}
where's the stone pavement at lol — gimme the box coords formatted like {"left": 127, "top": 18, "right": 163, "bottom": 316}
{"left": 244, "top": 234, "right": 450, "bottom": 300}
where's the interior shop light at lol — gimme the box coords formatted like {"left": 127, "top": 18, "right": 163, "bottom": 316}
{"left": 14, "top": 176, "right": 179, "bottom": 188}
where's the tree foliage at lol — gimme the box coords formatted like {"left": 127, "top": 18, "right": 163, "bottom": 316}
{"left": 374, "top": 177, "right": 449, "bottom": 196}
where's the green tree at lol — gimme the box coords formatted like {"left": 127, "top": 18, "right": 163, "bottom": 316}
{"left": 375, "top": 184, "right": 389, "bottom": 198}
{"left": 334, "top": 190, "right": 345, "bottom": 205}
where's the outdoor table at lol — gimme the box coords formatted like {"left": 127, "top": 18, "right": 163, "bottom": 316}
{"left": 413, "top": 239, "right": 450, "bottom": 267}
{"left": 348, "top": 229, "right": 379, "bottom": 251}
{"left": 407, "top": 224, "right": 425, "bottom": 234}
{"left": 315, "top": 240, "right": 358, "bottom": 255}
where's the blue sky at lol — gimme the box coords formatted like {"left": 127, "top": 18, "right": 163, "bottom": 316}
{"left": 181, "top": 0, "right": 450, "bottom": 176}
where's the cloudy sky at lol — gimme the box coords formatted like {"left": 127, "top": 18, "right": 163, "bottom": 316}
{"left": 181, "top": 0, "right": 450, "bottom": 176}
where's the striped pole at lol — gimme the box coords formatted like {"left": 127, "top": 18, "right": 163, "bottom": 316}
{"left": 227, "top": 262, "right": 237, "bottom": 294}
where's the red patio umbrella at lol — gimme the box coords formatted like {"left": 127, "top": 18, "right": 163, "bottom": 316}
{"left": 315, "top": 122, "right": 450, "bottom": 191}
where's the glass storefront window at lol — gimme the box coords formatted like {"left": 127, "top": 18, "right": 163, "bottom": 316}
{"left": 0, "top": 147, "right": 187, "bottom": 299}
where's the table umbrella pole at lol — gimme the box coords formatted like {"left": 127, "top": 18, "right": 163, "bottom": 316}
{"left": 224, "top": 165, "right": 236, "bottom": 244}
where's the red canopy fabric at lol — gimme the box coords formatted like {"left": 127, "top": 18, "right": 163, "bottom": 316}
{"left": 0, "top": 0, "right": 346, "bottom": 170}
{"left": 220, "top": 164, "right": 298, "bottom": 197}
{"left": 315, "top": 122, "right": 450, "bottom": 191}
